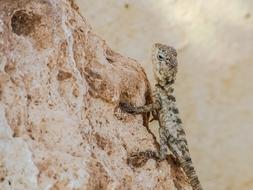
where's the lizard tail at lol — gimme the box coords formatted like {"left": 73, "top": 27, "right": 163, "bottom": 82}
{"left": 180, "top": 156, "right": 203, "bottom": 190}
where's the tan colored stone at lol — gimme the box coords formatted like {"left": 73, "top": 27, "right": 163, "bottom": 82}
{"left": 76, "top": 1, "right": 253, "bottom": 190}
{"left": 0, "top": 0, "right": 190, "bottom": 189}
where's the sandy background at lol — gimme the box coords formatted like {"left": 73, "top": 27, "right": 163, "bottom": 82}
{"left": 76, "top": 1, "right": 253, "bottom": 190}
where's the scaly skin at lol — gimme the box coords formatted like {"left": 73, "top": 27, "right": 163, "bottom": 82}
{"left": 121, "top": 43, "right": 203, "bottom": 190}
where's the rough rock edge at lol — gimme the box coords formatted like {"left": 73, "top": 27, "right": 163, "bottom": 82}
{"left": 0, "top": 0, "right": 191, "bottom": 189}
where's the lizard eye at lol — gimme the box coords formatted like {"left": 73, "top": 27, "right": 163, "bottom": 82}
{"left": 157, "top": 54, "right": 165, "bottom": 61}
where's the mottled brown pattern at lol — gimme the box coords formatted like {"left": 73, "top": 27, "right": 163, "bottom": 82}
{"left": 11, "top": 10, "right": 41, "bottom": 36}
{"left": 0, "top": 0, "right": 191, "bottom": 188}
{"left": 57, "top": 70, "right": 73, "bottom": 81}
{"left": 94, "top": 132, "right": 113, "bottom": 155}
{"left": 121, "top": 43, "right": 203, "bottom": 190}
{"left": 87, "top": 160, "right": 112, "bottom": 190}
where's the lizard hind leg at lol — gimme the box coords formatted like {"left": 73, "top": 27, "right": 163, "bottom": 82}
{"left": 127, "top": 150, "right": 160, "bottom": 168}
{"left": 158, "top": 127, "right": 182, "bottom": 166}
{"left": 127, "top": 127, "right": 177, "bottom": 168}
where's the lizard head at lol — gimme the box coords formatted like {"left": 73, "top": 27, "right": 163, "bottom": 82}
{"left": 152, "top": 43, "right": 178, "bottom": 85}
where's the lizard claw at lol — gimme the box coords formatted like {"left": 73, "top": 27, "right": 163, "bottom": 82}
{"left": 119, "top": 101, "right": 135, "bottom": 114}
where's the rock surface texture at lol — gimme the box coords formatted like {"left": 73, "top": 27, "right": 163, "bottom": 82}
{"left": 0, "top": 0, "right": 191, "bottom": 189}
{"left": 76, "top": 1, "right": 253, "bottom": 190}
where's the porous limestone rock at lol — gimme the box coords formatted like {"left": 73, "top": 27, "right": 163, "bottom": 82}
{"left": 0, "top": 0, "right": 191, "bottom": 189}
{"left": 77, "top": 1, "right": 253, "bottom": 190}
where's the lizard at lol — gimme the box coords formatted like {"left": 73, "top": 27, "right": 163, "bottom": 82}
{"left": 120, "top": 43, "right": 203, "bottom": 190}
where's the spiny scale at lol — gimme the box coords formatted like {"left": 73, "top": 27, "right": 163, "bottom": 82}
{"left": 153, "top": 43, "right": 203, "bottom": 190}
{"left": 121, "top": 43, "right": 203, "bottom": 190}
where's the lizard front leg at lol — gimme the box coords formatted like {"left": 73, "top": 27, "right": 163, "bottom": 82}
{"left": 120, "top": 101, "right": 161, "bottom": 114}
{"left": 120, "top": 100, "right": 162, "bottom": 167}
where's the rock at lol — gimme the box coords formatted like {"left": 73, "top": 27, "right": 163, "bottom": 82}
{"left": 0, "top": 0, "right": 190, "bottom": 189}
{"left": 77, "top": 1, "right": 253, "bottom": 190}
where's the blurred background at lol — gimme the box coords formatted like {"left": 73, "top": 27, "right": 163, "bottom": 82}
{"left": 76, "top": 1, "right": 253, "bottom": 190}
